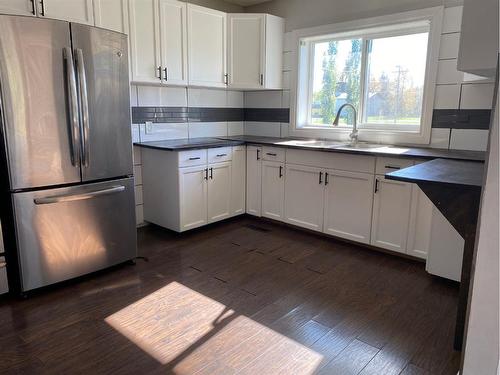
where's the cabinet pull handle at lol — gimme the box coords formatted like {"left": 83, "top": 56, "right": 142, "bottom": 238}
{"left": 375, "top": 178, "right": 379, "bottom": 193}
{"left": 157, "top": 66, "right": 162, "bottom": 81}
{"left": 319, "top": 172, "right": 323, "bottom": 184}
{"left": 204, "top": 168, "right": 208, "bottom": 180}
{"left": 210, "top": 167, "right": 213, "bottom": 179}
{"left": 39, "top": 0, "right": 45, "bottom": 16}
{"left": 256, "top": 149, "right": 260, "bottom": 160}
{"left": 216, "top": 154, "right": 227, "bottom": 157}
{"left": 384, "top": 165, "right": 401, "bottom": 170}
{"left": 224, "top": 73, "right": 228, "bottom": 85}
{"left": 279, "top": 165, "right": 283, "bottom": 178}
{"left": 189, "top": 157, "right": 200, "bottom": 160}
{"left": 266, "top": 152, "right": 277, "bottom": 156}
{"left": 163, "top": 67, "right": 168, "bottom": 81}
{"left": 30, "top": 0, "right": 36, "bottom": 15}
{"left": 325, "top": 172, "right": 329, "bottom": 185}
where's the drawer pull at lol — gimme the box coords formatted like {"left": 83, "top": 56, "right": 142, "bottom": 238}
{"left": 279, "top": 165, "right": 283, "bottom": 178}
{"left": 216, "top": 154, "right": 227, "bottom": 157}
{"left": 384, "top": 165, "right": 401, "bottom": 170}
{"left": 375, "top": 178, "right": 379, "bottom": 193}
{"left": 319, "top": 172, "right": 323, "bottom": 185}
{"left": 189, "top": 157, "right": 201, "bottom": 161}
{"left": 266, "top": 152, "right": 277, "bottom": 156}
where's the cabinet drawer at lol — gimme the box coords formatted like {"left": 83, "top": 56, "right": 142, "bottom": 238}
{"left": 208, "top": 147, "right": 232, "bottom": 163}
{"left": 0, "top": 257, "right": 7, "bottom": 295}
{"left": 376, "top": 157, "right": 414, "bottom": 175}
{"left": 178, "top": 149, "right": 208, "bottom": 167}
{"left": 262, "top": 146, "right": 285, "bottom": 162}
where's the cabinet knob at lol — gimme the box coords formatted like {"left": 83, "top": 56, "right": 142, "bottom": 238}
{"left": 157, "top": 66, "right": 162, "bottom": 81}
{"left": 163, "top": 67, "right": 168, "bottom": 81}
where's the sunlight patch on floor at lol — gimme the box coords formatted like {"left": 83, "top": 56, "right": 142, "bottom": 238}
{"left": 105, "top": 281, "right": 323, "bottom": 374}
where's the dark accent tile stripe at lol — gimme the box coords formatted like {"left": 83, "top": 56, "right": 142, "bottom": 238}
{"left": 432, "top": 109, "right": 491, "bottom": 130}
{"left": 244, "top": 108, "right": 290, "bottom": 123}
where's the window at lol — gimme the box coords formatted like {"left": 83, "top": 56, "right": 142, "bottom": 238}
{"left": 293, "top": 8, "right": 443, "bottom": 144}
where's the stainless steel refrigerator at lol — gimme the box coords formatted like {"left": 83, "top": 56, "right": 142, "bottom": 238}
{"left": 0, "top": 15, "right": 137, "bottom": 292}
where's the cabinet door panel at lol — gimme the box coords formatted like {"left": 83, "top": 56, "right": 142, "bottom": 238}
{"left": 227, "top": 14, "right": 264, "bottom": 89}
{"left": 371, "top": 176, "right": 412, "bottom": 253}
{"left": 187, "top": 4, "right": 226, "bottom": 88}
{"left": 159, "top": 0, "right": 187, "bottom": 85}
{"left": 128, "top": 0, "right": 161, "bottom": 83}
{"left": 0, "top": 0, "right": 36, "bottom": 16}
{"left": 207, "top": 162, "right": 231, "bottom": 223}
{"left": 323, "top": 170, "right": 374, "bottom": 244}
{"left": 41, "top": 0, "right": 94, "bottom": 24}
{"left": 179, "top": 165, "right": 207, "bottom": 230}
{"left": 230, "top": 146, "right": 246, "bottom": 216}
{"left": 246, "top": 146, "right": 262, "bottom": 216}
{"left": 284, "top": 164, "right": 324, "bottom": 232}
{"left": 93, "top": 0, "right": 129, "bottom": 34}
{"left": 406, "top": 184, "right": 433, "bottom": 259}
{"left": 262, "top": 161, "right": 285, "bottom": 221}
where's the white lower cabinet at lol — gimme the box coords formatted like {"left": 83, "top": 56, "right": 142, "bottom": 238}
{"left": 323, "top": 170, "right": 374, "bottom": 244}
{"left": 261, "top": 160, "right": 285, "bottom": 221}
{"left": 370, "top": 175, "right": 413, "bottom": 253}
{"left": 246, "top": 145, "right": 262, "bottom": 216}
{"left": 207, "top": 162, "right": 231, "bottom": 223}
{"left": 406, "top": 184, "right": 433, "bottom": 259}
{"left": 179, "top": 165, "right": 208, "bottom": 231}
{"left": 230, "top": 146, "right": 246, "bottom": 216}
{"left": 284, "top": 164, "right": 325, "bottom": 232}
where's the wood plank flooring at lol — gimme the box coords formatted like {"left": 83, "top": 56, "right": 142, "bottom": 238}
{"left": 0, "top": 216, "right": 460, "bottom": 374}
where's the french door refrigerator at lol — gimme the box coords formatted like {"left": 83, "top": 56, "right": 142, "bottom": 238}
{"left": 0, "top": 15, "right": 137, "bottom": 292}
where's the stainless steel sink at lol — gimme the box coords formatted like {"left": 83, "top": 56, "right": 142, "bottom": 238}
{"left": 275, "top": 139, "right": 344, "bottom": 148}
{"left": 335, "top": 142, "right": 382, "bottom": 149}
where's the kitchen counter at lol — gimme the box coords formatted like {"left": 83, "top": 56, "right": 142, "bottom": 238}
{"left": 134, "top": 137, "right": 245, "bottom": 151}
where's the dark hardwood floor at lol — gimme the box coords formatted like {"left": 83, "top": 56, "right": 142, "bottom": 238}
{"left": 0, "top": 216, "right": 460, "bottom": 374}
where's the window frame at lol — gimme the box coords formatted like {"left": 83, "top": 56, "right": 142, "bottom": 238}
{"left": 289, "top": 7, "right": 444, "bottom": 145}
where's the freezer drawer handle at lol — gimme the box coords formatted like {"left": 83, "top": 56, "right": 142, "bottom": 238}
{"left": 75, "top": 48, "right": 90, "bottom": 168}
{"left": 63, "top": 47, "right": 80, "bottom": 167}
{"left": 34, "top": 186, "right": 125, "bottom": 205}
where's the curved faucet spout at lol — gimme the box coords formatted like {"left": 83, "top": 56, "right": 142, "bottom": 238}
{"left": 332, "top": 103, "right": 358, "bottom": 144}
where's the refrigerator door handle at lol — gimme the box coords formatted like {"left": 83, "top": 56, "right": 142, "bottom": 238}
{"left": 75, "top": 48, "right": 90, "bottom": 168}
{"left": 33, "top": 185, "right": 126, "bottom": 205}
{"left": 63, "top": 47, "right": 80, "bottom": 167}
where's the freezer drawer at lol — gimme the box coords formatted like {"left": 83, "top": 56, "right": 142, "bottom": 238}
{"left": 12, "top": 178, "right": 137, "bottom": 291}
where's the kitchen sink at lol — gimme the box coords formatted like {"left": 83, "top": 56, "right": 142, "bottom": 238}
{"left": 335, "top": 142, "right": 382, "bottom": 149}
{"left": 276, "top": 139, "right": 344, "bottom": 148}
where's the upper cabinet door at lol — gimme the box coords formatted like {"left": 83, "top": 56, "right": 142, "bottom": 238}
{"left": 0, "top": 0, "right": 37, "bottom": 16}
{"left": 159, "top": 0, "right": 187, "bottom": 85}
{"left": 227, "top": 14, "right": 265, "bottom": 89}
{"left": 128, "top": 0, "right": 161, "bottom": 84}
{"left": 187, "top": 4, "right": 226, "bottom": 88}
{"left": 93, "top": 0, "right": 129, "bottom": 34}
{"left": 40, "top": 0, "right": 94, "bottom": 25}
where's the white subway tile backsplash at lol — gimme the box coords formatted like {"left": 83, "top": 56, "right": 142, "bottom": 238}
{"left": 429, "top": 128, "right": 451, "bottom": 149}
{"left": 442, "top": 6, "right": 463, "bottom": 34}
{"left": 227, "top": 90, "right": 244, "bottom": 107}
{"left": 437, "top": 59, "right": 463, "bottom": 84}
{"left": 460, "top": 83, "right": 495, "bottom": 109}
{"left": 137, "top": 86, "right": 162, "bottom": 106}
{"left": 282, "top": 71, "right": 291, "bottom": 90}
{"left": 284, "top": 32, "right": 293, "bottom": 52}
{"left": 282, "top": 90, "right": 290, "bottom": 108}
{"left": 280, "top": 123, "right": 290, "bottom": 138}
{"left": 130, "top": 85, "right": 138, "bottom": 106}
{"left": 131, "top": 124, "right": 141, "bottom": 143}
{"left": 228, "top": 121, "right": 244, "bottom": 135}
{"left": 283, "top": 51, "right": 293, "bottom": 71}
{"left": 136, "top": 86, "right": 187, "bottom": 107}
{"left": 189, "top": 122, "right": 228, "bottom": 137}
{"left": 133, "top": 165, "right": 142, "bottom": 185}
{"left": 188, "top": 88, "right": 227, "bottom": 107}
{"left": 439, "top": 33, "right": 460, "bottom": 59}
{"left": 450, "top": 129, "right": 489, "bottom": 151}
{"left": 244, "top": 122, "right": 281, "bottom": 137}
{"left": 244, "top": 91, "right": 282, "bottom": 108}
{"left": 135, "top": 185, "right": 143, "bottom": 205}
{"left": 162, "top": 87, "right": 188, "bottom": 106}
{"left": 434, "top": 84, "right": 461, "bottom": 109}
{"left": 133, "top": 146, "right": 142, "bottom": 166}
{"left": 135, "top": 204, "right": 144, "bottom": 225}
{"left": 139, "top": 123, "right": 189, "bottom": 142}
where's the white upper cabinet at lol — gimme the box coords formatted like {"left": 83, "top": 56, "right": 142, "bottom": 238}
{"left": 323, "top": 170, "right": 374, "bottom": 244}
{"left": 0, "top": 0, "right": 37, "bottom": 16}
{"left": 207, "top": 162, "right": 232, "bottom": 223}
{"left": 261, "top": 160, "right": 285, "bottom": 221}
{"left": 93, "top": 0, "right": 129, "bottom": 34}
{"left": 227, "top": 13, "right": 284, "bottom": 89}
{"left": 40, "top": 0, "right": 94, "bottom": 25}
{"left": 128, "top": 0, "right": 161, "bottom": 84}
{"left": 371, "top": 176, "right": 412, "bottom": 253}
{"left": 246, "top": 145, "right": 262, "bottom": 217}
{"left": 187, "top": 4, "right": 226, "bottom": 88}
{"left": 159, "top": 0, "right": 187, "bottom": 85}
{"left": 284, "top": 164, "right": 325, "bottom": 232}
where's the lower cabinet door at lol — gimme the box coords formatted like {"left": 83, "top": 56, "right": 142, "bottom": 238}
{"left": 284, "top": 164, "right": 325, "bottom": 232}
{"left": 230, "top": 146, "right": 246, "bottom": 216}
{"left": 246, "top": 145, "right": 262, "bottom": 216}
{"left": 323, "top": 169, "right": 374, "bottom": 244}
{"left": 207, "top": 162, "right": 232, "bottom": 223}
{"left": 261, "top": 160, "right": 285, "bottom": 221}
{"left": 371, "top": 175, "right": 412, "bottom": 253}
{"left": 179, "top": 165, "right": 208, "bottom": 230}
{"left": 406, "top": 184, "right": 433, "bottom": 259}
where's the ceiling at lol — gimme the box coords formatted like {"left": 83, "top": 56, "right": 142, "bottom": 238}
{"left": 224, "top": 0, "right": 273, "bottom": 6}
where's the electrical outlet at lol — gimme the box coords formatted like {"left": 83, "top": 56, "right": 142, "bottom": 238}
{"left": 145, "top": 121, "right": 153, "bottom": 134}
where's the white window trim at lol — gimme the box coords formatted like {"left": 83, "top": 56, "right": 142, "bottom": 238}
{"left": 289, "top": 7, "right": 444, "bottom": 145}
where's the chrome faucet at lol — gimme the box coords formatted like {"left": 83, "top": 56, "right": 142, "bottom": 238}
{"left": 333, "top": 103, "right": 358, "bottom": 144}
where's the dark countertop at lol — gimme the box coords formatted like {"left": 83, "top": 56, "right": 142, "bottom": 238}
{"left": 134, "top": 137, "right": 245, "bottom": 151}
{"left": 135, "top": 135, "right": 486, "bottom": 162}
{"left": 385, "top": 158, "right": 484, "bottom": 189}
{"left": 217, "top": 135, "right": 486, "bottom": 161}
